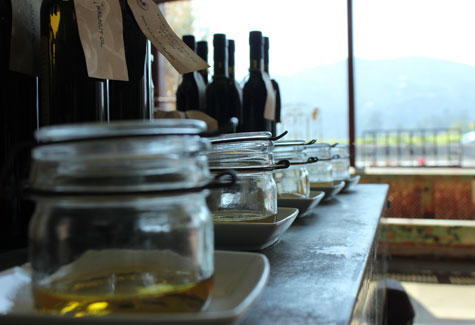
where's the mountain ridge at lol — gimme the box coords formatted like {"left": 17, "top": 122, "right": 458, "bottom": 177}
{"left": 275, "top": 57, "right": 475, "bottom": 139}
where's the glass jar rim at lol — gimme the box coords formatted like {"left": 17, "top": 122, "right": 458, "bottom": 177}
{"left": 210, "top": 131, "right": 272, "bottom": 144}
{"left": 35, "top": 119, "right": 208, "bottom": 143}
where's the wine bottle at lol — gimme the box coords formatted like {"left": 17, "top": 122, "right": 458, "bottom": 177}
{"left": 242, "top": 31, "right": 272, "bottom": 132}
{"left": 227, "top": 39, "right": 243, "bottom": 131}
{"left": 39, "top": 0, "right": 107, "bottom": 126}
{"left": 109, "top": 0, "right": 152, "bottom": 121}
{"left": 175, "top": 35, "right": 206, "bottom": 112}
{"left": 264, "top": 36, "right": 281, "bottom": 136}
{"left": 0, "top": 0, "right": 37, "bottom": 249}
{"left": 205, "top": 33, "right": 242, "bottom": 131}
{"left": 197, "top": 40, "right": 209, "bottom": 85}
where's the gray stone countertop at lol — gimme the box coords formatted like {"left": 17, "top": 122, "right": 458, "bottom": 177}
{"left": 238, "top": 184, "right": 389, "bottom": 325}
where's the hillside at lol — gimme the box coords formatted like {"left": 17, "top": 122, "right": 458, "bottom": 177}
{"left": 275, "top": 57, "right": 475, "bottom": 139}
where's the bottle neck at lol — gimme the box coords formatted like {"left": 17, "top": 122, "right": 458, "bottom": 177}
{"left": 214, "top": 45, "right": 228, "bottom": 77}
{"left": 228, "top": 50, "right": 235, "bottom": 79}
{"left": 264, "top": 52, "right": 269, "bottom": 74}
{"left": 250, "top": 58, "right": 263, "bottom": 72}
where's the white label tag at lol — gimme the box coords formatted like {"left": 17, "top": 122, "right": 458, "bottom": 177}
{"left": 127, "top": 0, "right": 209, "bottom": 74}
{"left": 10, "top": 0, "right": 41, "bottom": 75}
{"left": 263, "top": 71, "right": 276, "bottom": 121}
{"left": 74, "top": 0, "right": 129, "bottom": 80}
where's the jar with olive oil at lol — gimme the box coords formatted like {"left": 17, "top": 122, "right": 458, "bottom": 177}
{"left": 27, "top": 120, "right": 214, "bottom": 317}
{"left": 207, "top": 132, "right": 283, "bottom": 222}
{"left": 272, "top": 140, "right": 311, "bottom": 199}
{"left": 330, "top": 144, "right": 351, "bottom": 181}
{"left": 306, "top": 143, "right": 334, "bottom": 187}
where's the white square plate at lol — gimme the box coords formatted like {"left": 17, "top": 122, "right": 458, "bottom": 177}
{"left": 342, "top": 175, "right": 360, "bottom": 192}
{"left": 310, "top": 181, "right": 345, "bottom": 201}
{"left": 277, "top": 191, "right": 325, "bottom": 216}
{"left": 0, "top": 251, "right": 270, "bottom": 325}
{"left": 214, "top": 207, "right": 299, "bottom": 251}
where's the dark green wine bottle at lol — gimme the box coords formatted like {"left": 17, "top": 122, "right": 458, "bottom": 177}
{"left": 39, "top": 0, "right": 107, "bottom": 126}
{"left": 205, "top": 34, "right": 242, "bottom": 131}
{"left": 176, "top": 35, "right": 206, "bottom": 112}
{"left": 242, "top": 31, "right": 272, "bottom": 132}
{"left": 109, "top": 0, "right": 152, "bottom": 121}
{"left": 0, "top": 0, "right": 37, "bottom": 249}
{"left": 264, "top": 36, "right": 281, "bottom": 136}
{"left": 197, "top": 40, "right": 209, "bottom": 85}
{"left": 227, "top": 39, "right": 243, "bottom": 131}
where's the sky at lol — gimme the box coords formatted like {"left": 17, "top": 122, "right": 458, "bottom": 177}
{"left": 189, "top": 0, "right": 475, "bottom": 81}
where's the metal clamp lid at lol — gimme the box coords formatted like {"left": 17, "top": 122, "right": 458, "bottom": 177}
{"left": 287, "top": 156, "right": 321, "bottom": 166}
{"left": 23, "top": 170, "right": 237, "bottom": 198}
{"left": 210, "top": 159, "right": 290, "bottom": 173}
{"left": 210, "top": 131, "right": 288, "bottom": 144}
{"left": 274, "top": 139, "right": 316, "bottom": 147}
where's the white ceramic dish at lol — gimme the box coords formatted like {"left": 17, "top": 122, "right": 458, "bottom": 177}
{"left": 277, "top": 191, "right": 325, "bottom": 216}
{"left": 310, "top": 181, "right": 345, "bottom": 201}
{"left": 214, "top": 207, "right": 299, "bottom": 251}
{"left": 342, "top": 175, "right": 360, "bottom": 192}
{"left": 0, "top": 251, "right": 270, "bottom": 325}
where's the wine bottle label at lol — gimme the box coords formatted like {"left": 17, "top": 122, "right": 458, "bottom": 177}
{"left": 126, "top": 0, "right": 209, "bottom": 74}
{"left": 263, "top": 72, "right": 276, "bottom": 121}
{"left": 74, "top": 0, "right": 129, "bottom": 81}
{"left": 9, "top": 0, "right": 41, "bottom": 76}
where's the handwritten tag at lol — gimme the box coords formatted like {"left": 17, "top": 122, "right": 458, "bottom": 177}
{"left": 10, "top": 0, "right": 41, "bottom": 75}
{"left": 263, "top": 71, "right": 276, "bottom": 121}
{"left": 74, "top": 0, "right": 129, "bottom": 80}
{"left": 127, "top": 0, "right": 209, "bottom": 74}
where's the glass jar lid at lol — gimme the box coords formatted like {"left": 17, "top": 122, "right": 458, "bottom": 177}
{"left": 210, "top": 131, "right": 274, "bottom": 154}
{"left": 35, "top": 119, "right": 207, "bottom": 143}
{"left": 331, "top": 144, "right": 350, "bottom": 159}
{"left": 272, "top": 140, "right": 308, "bottom": 162}
{"left": 208, "top": 132, "right": 290, "bottom": 171}
{"left": 306, "top": 143, "right": 332, "bottom": 160}
{"left": 29, "top": 120, "right": 212, "bottom": 194}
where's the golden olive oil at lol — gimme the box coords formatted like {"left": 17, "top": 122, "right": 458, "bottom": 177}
{"left": 310, "top": 181, "right": 334, "bottom": 187}
{"left": 213, "top": 211, "right": 278, "bottom": 223}
{"left": 33, "top": 272, "right": 213, "bottom": 317}
{"left": 212, "top": 211, "right": 277, "bottom": 222}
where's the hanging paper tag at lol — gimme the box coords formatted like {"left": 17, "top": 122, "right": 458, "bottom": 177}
{"left": 10, "top": 0, "right": 41, "bottom": 75}
{"left": 74, "top": 0, "right": 129, "bottom": 80}
{"left": 263, "top": 72, "right": 276, "bottom": 121}
{"left": 127, "top": 0, "right": 209, "bottom": 74}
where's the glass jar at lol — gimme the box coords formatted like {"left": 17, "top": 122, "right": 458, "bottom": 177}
{"left": 331, "top": 144, "right": 351, "bottom": 181}
{"left": 272, "top": 141, "right": 311, "bottom": 198}
{"left": 306, "top": 143, "right": 334, "bottom": 186}
{"left": 207, "top": 132, "right": 281, "bottom": 222}
{"left": 27, "top": 120, "right": 215, "bottom": 316}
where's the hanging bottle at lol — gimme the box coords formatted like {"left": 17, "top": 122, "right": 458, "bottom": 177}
{"left": 205, "top": 33, "right": 242, "bottom": 131}
{"left": 176, "top": 35, "right": 206, "bottom": 112}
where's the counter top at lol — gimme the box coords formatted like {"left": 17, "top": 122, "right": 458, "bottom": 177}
{"left": 239, "top": 184, "right": 389, "bottom": 325}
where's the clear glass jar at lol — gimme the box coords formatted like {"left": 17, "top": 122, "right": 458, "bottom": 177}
{"left": 272, "top": 141, "right": 310, "bottom": 198}
{"left": 331, "top": 144, "right": 351, "bottom": 181}
{"left": 207, "top": 132, "right": 279, "bottom": 222}
{"left": 306, "top": 143, "right": 334, "bottom": 186}
{"left": 28, "top": 120, "right": 215, "bottom": 316}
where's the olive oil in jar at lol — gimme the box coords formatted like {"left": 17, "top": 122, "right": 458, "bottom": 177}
{"left": 310, "top": 181, "right": 334, "bottom": 187}
{"left": 33, "top": 272, "right": 213, "bottom": 316}
{"left": 212, "top": 211, "right": 277, "bottom": 223}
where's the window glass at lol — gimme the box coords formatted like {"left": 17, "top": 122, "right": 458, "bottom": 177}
{"left": 354, "top": 0, "right": 475, "bottom": 167}
{"left": 163, "top": 0, "right": 348, "bottom": 142}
